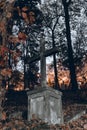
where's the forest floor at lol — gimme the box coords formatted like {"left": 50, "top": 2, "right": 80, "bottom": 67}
{"left": 0, "top": 89, "right": 87, "bottom": 130}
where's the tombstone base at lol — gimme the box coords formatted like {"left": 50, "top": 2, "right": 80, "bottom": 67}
{"left": 27, "top": 87, "right": 63, "bottom": 124}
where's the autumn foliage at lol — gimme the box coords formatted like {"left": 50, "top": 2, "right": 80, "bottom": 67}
{"left": 0, "top": 0, "right": 39, "bottom": 120}
{"left": 18, "top": 32, "right": 27, "bottom": 41}
{"left": 0, "top": 0, "right": 37, "bottom": 89}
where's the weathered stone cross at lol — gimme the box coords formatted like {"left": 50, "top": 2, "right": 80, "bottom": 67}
{"left": 27, "top": 31, "right": 63, "bottom": 124}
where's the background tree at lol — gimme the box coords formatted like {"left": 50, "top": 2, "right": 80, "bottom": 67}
{"left": 39, "top": 0, "right": 87, "bottom": 90}
{"left": 7, "top": 0, "right": 43, "bottom": 90}
{"left": 0, "top": 0, "right": 42, "bottom": 119}
{"left": 70, "top": 1, "right": 87, "bottom": 70}
{"left": 62, "top": 0, "right": 78, "bottom": 90}
{"left": 62, "top": 0, "right": 87, "bottom": 88}
{"left": 41, "top": 0, "right": 63, "bottom": 89}
{"left": 0, "top": 0, "right": 16, "bottom": 119}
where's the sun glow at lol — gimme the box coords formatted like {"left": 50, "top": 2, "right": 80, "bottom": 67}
{"left": 47, "top": 62, "right": 87, "bottom": 89}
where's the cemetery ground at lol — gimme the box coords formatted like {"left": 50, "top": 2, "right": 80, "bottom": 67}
{"left": 0, "top": 89, "right": 87, "bottom": 130}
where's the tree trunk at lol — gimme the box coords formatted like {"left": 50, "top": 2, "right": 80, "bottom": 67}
{"left": 52, "top": 30, "right": 60, "bottom": 90}
{"left": 62, "top": 0, "right": 78, "bottom": 90}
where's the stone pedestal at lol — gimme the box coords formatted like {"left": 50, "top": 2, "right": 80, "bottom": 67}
{"left": 27, "top": 87, "right": 63, "bottom": 124}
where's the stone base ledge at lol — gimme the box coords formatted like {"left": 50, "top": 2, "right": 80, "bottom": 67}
{"left": 27, "top": 86, "right": 63, "bottom": 124}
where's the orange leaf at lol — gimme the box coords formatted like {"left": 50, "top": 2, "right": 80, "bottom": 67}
{"left": 0, "top": 21, "right": 6, "bottom": 32}
{"left": 1, "top": 68, "right": 12, "bottom": 76}
{"left": 0, "top": 60, "right": 5, "bottom": 66}
{"left": 18, "top": 32, "right": 27, "bottom": 41}
{"left": 0, "top": 45, "right": 8, "bottom": 56}
{"left": 8, "top": 35, "right": 20, "bottom": 44}
{"left": 2, "top": 111, "right": 6, "bottom": 120}
{"left": 6, "top": 12, "right": 12, "bottom": 18}
{"left": 29, "top": 11, "right": 35, "bottom": 24}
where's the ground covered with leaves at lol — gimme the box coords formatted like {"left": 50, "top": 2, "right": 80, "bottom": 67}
{"left": 0, "top": 89, "right": 87, "bottom": 130}
{"left": 0, "top": 113, "right": 87, "bottom": 130}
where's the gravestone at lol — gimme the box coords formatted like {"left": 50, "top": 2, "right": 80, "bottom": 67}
{"left": 27, "top": 87, "right": 63, "bottom": 124}
{"left": 27, "top": 32, "right": 63, "bottom": 125}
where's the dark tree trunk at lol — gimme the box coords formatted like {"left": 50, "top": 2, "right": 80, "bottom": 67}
{"left": 24, "top": 58, "right": 27, "bottom": 89}
{"left": 24, "top": 41, "right": 29, "bottom": 89}
{"left": 62, "top": 0, "right": 78, "bottom": 90}
{"left": 52, "top": 30, "right": 60, "bottom": 90}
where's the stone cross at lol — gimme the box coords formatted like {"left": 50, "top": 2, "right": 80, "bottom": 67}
{"left": 27, "top": 31, "right": 64, "bottom": 125}
{"left": 40, "top": 32, "right": 47, "bottom": 87}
